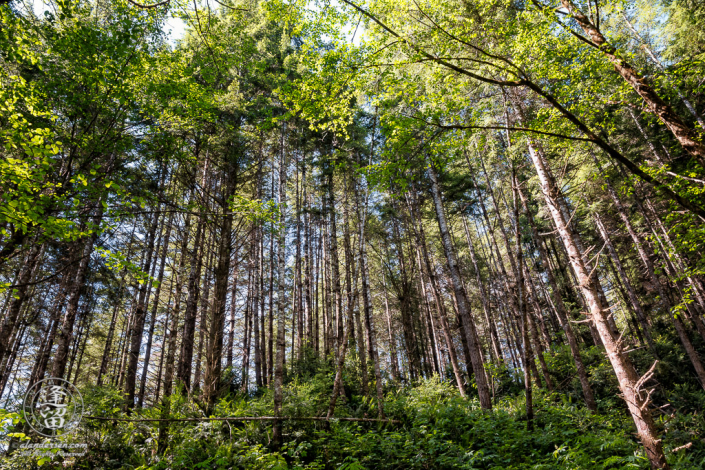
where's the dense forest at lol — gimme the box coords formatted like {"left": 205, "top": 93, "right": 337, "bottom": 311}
{"left": 1, "top": 0, "right": 705, "bottom": 468}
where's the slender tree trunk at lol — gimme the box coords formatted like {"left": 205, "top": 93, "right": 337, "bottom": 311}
{"left": 194, "top": 236, "right": 214, "bottom": 392}
{"left": 176, "top": 207, "right": 205, "bottom": 388}
{"left": 260, "top": 231, "right": 267, "bottom": 386}
{"left": 513, "top": 170, "right": 533, "bottom": 430}
{"left": 273, "top": 128, "right": 288, "bottom": 448}
{"left": 523, "top": 261, "right": 554, "bottom": 390}
{"left": 154, "top": 281, "right": 174, "bottom": 404}
{"left": 268, "top": 202, "right": 275, "bottom": 385}
{"left": 177, "top": 157, "right": 209, "bottom": 391}
{"left": 461, "top": 216, "right": 503, "bottom": 363}
{"left": 593, "top": 212, "right": 659, "bottom": 356}
{"left": 295, "top": 159, "right": 304, "bottom": 361}
{"left": 381, "top": 265, "right": 400, "bottom": 382}
{"left": 241, "top": 247, "right": 254, "bottom": 391}
{"left": 0, "top": 243, "right": 42, "bottom": 368}
{"left": 254, "top": 225, "right": 263, "bottom": 389}
{"left": 517, "top": 168, "right": 597, "bottom": 411}
{"left": 226, "top": 260, "right": 239, "bottom": 370}
{"left": 157, "top": 211, "right": 190, "bottom": 452}
{"left": 414, "top": 205, "right": 466, "bottom": 396}
{"left": 355, "top": 178, "right": 385, "bottom": 416}
{"left": 428, "top": 161, "right": 491, "bottom": 410}
{"left": 71, "top": 307, "right": 93, "bottom": 383}
{"left": 342, "top": 176, "right": 368, "bottom": 395}
{"left": 328, "top": 169, "right": 343, "bottom": 356}
{"left": 0, "top": 324, "right": 27, "bottom": 397}
{"left": 98, "top": 225, "right": 138, "bottom": 386}
{"left": 124, "top": 208, "right": 160, "bottom": 407}
{"left": 303, "top": 161, "right": 313, "bottom": 350}
{"left": 415, "top": 248, "right": 441, "bottom": 374}
{"left": 138, "top": 213, "right": 173, "bottom": 406}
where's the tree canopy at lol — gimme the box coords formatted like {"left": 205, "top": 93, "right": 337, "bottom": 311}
{"left": 1, "top": 0, "right": 705, "bottom": 468}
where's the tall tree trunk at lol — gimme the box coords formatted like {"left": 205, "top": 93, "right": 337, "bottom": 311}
{"left": 517, "top": 167, "right": 598, "bottom": 411}
{"left": 53, "top": 204, "right": 103, "bottom": 381}
{"left": 157, "top": 211, "right": 190, "bottom": 453}
{"left": 523, "top": 261, "right": 555, "bottom": 390}
{"left": 428, "top": 161, "right": 491, "bottom": 410}
{"left": 260, "top": 231, "right": 267, "bottom": 385}
{"left": 226, "top": 260, "right": 239, "bottom": 370}
{"left": 381, "top": 264, "right": 400, "bottom": 382}
{"left": 303, "top": 160, "right": 314, "bottom": 350}
{"left": 342, "top": 176, "right": 368, "bottom": 395}
{"left": 513, "top": 170, "right": 534, "bottom": 430}
{"left": 294, "top": 159, "right": 304, "bottom": 361}
{"left": 390, "top": 199, "right": 422, "bottom": 381}
{"left": 138, "top": 213, "right": 173, "bottom": 406}
{"left": 461, "top": 216, "right": 503, "bottom": 363}
{"left": 177, "top": 156, "right": 209, "bottom": 392}
{"left": 413, "top": 202, "right": 467, "bottom": 396}
{"left": 204, "top": 162, "right": 236, "bottom": 407}
{"left": 355, "top": 174, "right": 385, "bottom": 417}
{"left": 254, "top": 224, "right": 263, "bottom": 389}
{"left": 98, "top": 223, "right": 138, "bottom": 386}
{"left": 268, "top": 197, "right": 275, "bottom": 385}
{"left": 241, "top": 247, "right": 254, "bottom": 391}
{"left": 328, "top": 169, "right": 343, "bottom": 356}
{"left": 194, "top": 236, "right": 215, "bottom": 392}
{"left": 593, "top": 212, "right": 658, "bottom": 354}
{"left": 155, "top": 279, "right": 175, "bottom": 404}
{"left": 273, "top": 128, "right": 288, "bottom": 448}
{"left": 415, "top": 248, "right": 441, "bottom": 374}
{"left": 526, "top": 138, "right": 669, "bottom": 469}
{"left": 124, "top": 208, "right": 160, "bottom": 408}
{"left": 29, "top": 290, "right": 65, "bottom": 387}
